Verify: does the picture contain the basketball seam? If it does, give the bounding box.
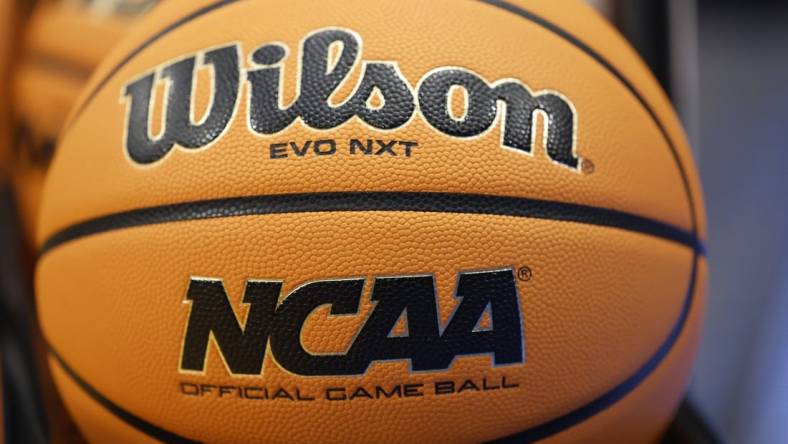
[38,191,703,257]
[49,348,198,444]
[46,259,699,444]
[488,257,699,443]
[60,0,700,241]
[478,0,700,236]
[476,2,701,440]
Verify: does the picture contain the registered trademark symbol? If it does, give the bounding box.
[517,266,533,282]
[581,159,595,174]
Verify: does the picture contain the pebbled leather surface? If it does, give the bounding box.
[37,0,706,245]
[40,212,699,443]
[36,0,708,442]
[40,191,700,255]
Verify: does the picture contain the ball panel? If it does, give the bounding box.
[39,212,694,443]
[50,356,164,444]
[40,0,694,246]
[541,259,706,444]
[507,0,706,241]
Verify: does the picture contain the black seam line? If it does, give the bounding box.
[26,52,93,82]
[39,191,704,257]
[48,347,200,444]
[474,2,703,441]
[46,249,701,444]
[49,259,699,444]
[489,255,699,443]
[63,0,242,132]
[477,0,700,236]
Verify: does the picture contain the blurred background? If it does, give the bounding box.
[1,0,787,443]
[586,1,788,443]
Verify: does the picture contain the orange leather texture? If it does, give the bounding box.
[10,0,148,244]
[543,260,707,444]
[40,214,702,443]
[50,357,157,444]
[38,0,705,243]
[49,258,703,444]
[36,0,707,442]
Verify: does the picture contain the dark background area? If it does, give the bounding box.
[692,2,788,443]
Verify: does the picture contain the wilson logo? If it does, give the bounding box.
[180,269,525,377]
[123,28,580,169]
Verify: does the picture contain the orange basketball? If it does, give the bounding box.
[36,1,707,442]
[10,0,155,245]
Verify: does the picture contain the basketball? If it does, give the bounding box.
[10,0,154,245]
[36,0,707,442]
